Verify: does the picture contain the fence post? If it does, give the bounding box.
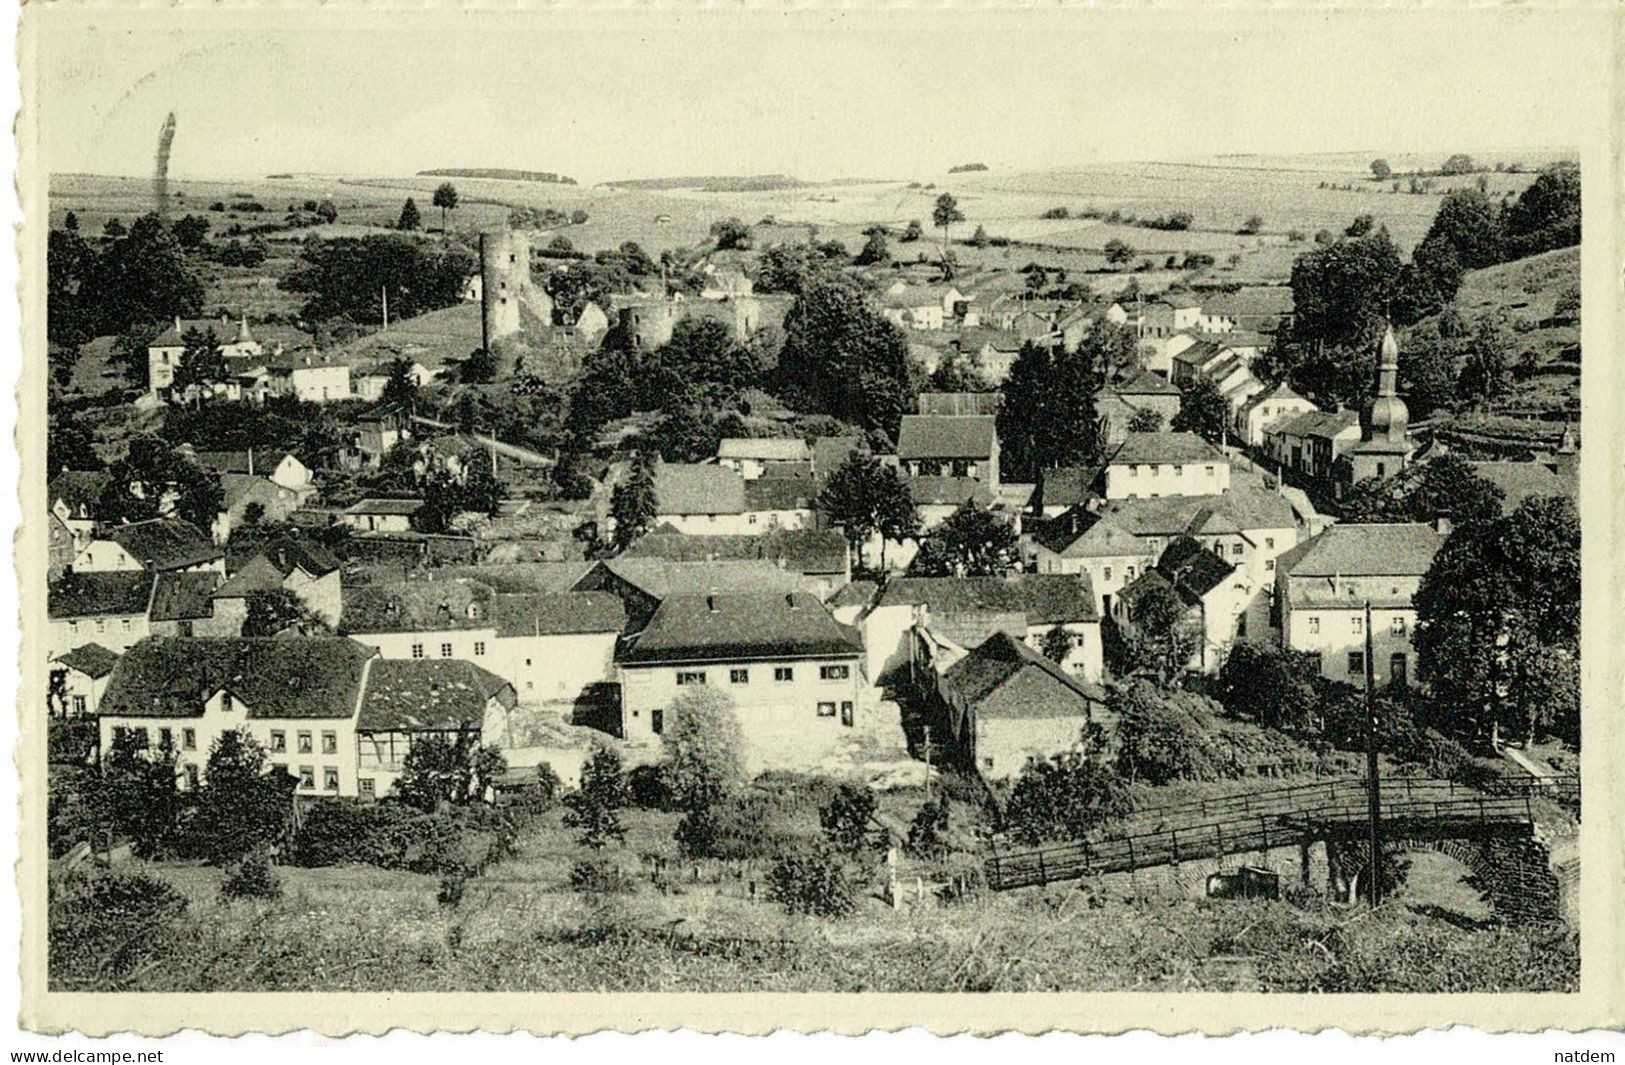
[1038,847,1047,886]
[1260,815,1269,853]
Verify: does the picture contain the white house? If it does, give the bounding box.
[342,498,424,533]
[1032,508,1155,616]
[147,315,263,397]
[716,438,812,481]
[1103,433,1230,500]
[1115,535,1255,674]
[194,450,314,499]
[1236,381,1319,447]
[48,471,111,548]
[263,349,353,404]
[72,518,225,576]
[47,572,154,658]
[651,464,755,535]
[209,536,344,631]
[51,642,121,718]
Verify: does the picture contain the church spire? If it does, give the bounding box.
[1366,324,1408,444]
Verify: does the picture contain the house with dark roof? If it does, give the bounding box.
[147,314,263,398]
[73,518,224,577]
[1032,507,1155,614]
[862,573,1103,683]
[1265,409,1361,484]
[936,631,1109,779]
[616,591,865,770]
[1236,381,1319,447]
[212,473,302,544]
[651,463,751,534]
[47,571,155,657]
[716,437,812,481]
[896,415,999,487]
[262,348,354,404]
[572,557,802,634]
[210,535,343,630]
[1095,370,1183,446]
[1115,534,1253,674]
[342,497,425,534]
[1273,522,1443,689]
[623,529,851,598]
[742,474,818,531]
[1103,432,1230,500]
[50,642,122,718]
[355,658,516,798]
[49,470,111,544]
[193,450,313,497]
[1092,487,1301,591]
[148,571,231,638]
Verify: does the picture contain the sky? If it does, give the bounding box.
[34,9,1606,183]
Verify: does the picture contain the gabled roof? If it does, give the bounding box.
[1033,507,1148,559]
[717,438,811,463]
[944,630,1105,719]
[745,475,817,513]
[210,556,288,600]
[149,571,220,622]
[150,317,254,348]
[654,464,747,516]
[221,473,296,511]
[53,642,121,679]
[344,497,425,516]
[48,572,152,619]
[1198,287,1294,322]
[589,558,799,601]
[49,470,110,515]
[618,591,862,665]
[99,637,374,720]
[490,592,626,637]
[1109,368,1181,397]
[1154,535,1236,604]
[1035,466,1102,511]
[1095,488,1296,538]
[907,475,995,508]
[623,529,849,576]
[105,518,221,572]
[811,436,864,475]
[1273,409,1360,440]
[416,562,594,594]
[917,392,1002,417]
[357,659,514,731]
[193,450,300,476]
[1239,380,1309,415]
[1156,292,1202,310]
[875,574,1099,625]
[828,580,879,610]
[1172,339,1227,367]
[1468,461,1573,510]
[1275,522,1443,580]
[1108,432,1225,467]
[339,578,496,634]
[896,415,997,460]
[257,536,340,579]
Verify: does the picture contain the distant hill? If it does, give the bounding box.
[418,169,577,185]
[604,174,810,193]
[948,162,989,174]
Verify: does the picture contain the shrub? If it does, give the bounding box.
[563,747,628,850]
[219,849,282,901]
[49,871,188,990]
[905,798,951,858]
[290,799,516,875]
[1004,746,1132,844]
[819,783,877,854]
[437,869,469,908]
[675,787,805,861]
[1040,206,1070,220]
[627,763,675,810]
[569,855,636,895]
[1238,215,1264,235]
[768,846,860,918]
[660,687,746,810]
[1113,681,1233,785]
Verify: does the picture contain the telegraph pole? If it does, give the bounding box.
[923,725,933,802]
[1365,597,1382,907]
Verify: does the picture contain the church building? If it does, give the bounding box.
[1343,326,1416,490]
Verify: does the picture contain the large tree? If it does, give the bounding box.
[660,687,746,810]
[97,433,222,531]
[397,197,422,231]
[1504,161,1580,257]
[1170,375,1229,445]
[1417,188,1505,272]
[998,339,1105,482]
[1414,495,1579,747]
[815,448,920,570]
[282,234,473,324]
[778,276,916,435]
[431,182,460,231]
[932,193,965,258]
[609,452,658,550]
[1288,227,1404,352]
[1341,453,1505,529]
[88,213,205,338]
[170,326,228,407]
[643,316,761,410]
[188,730,296,864]
[909,500,1019,577]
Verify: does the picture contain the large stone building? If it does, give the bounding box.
[479,230,555,355]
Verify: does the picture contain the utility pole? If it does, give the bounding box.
[1364,597,1382,907]
[923,725,933,802]
[382,286,389,331]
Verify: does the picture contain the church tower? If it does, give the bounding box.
[1345,324,1415,490]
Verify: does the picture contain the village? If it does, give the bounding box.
[43,145,1582,993]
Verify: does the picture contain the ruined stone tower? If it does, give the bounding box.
[479,230,553,353]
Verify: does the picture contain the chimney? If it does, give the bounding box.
[1435,515,1454,536]
[174,315,182,335]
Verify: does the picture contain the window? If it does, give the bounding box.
[359,778,376,800]
[1128,464,1139,476]
[71,695,85,716]
[95,619,105,634]
[774,667,794,682]
[1308,616,1320,634]
[820,665,850,681]
[676,671,706,686]
[298,766,315,790]
[182,728,196,751]
[1152,465,1161,477]
[1205,465,1215,476]
[68,621,77,634]
[1348,651,1365,676]
[411,643,424,659]
[1265,537,1275,550]
[184,765,199,790]
[474,641,486,656]
[840,702,854,727]
[270,730,286,753]
[121,618,132,632]
[1237,614,1248,637]
[324,767,340,792]
[651,709,664,735]
[159,727,173,749]
[817,702,837,717]
[730,668,749,685]
[297,731,313,755]
[221,691,234,712]
[1103,566,1113,582]
[1231,544,1243,557]
[1391,616,1407,636]
[1352,616,1364,635]
[440,642,453,658]
[322,731,337,755]
[1265,559,1275,572]
[981,756,995,770]
[1126,566,1137,580]
[1390,653,1408,687]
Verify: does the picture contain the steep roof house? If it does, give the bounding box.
[896,415,999,486]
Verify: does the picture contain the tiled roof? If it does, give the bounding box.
[1154,535,1236,603]
[1109,368,1181,397]
[812,436,864,475]
[1198,287,1294,322]
[1240,380,1308,414]
[426,562,594,594]
[1275,522,1443,579]
[49,470,110,515]
[490,592,626,637]
[944,630,1105,719]
[151,317,254,348]
[1035,466,1102,511]
[1273,409,1360,440]
[896,416,997,460]
[654,464,747,516]
[1173,339,1226,366]
[259,536,339,579]
[107,518,221,572]
[149,571,221,622]
[618,591,862,665]
[53,642,121,679]
[875,574,1099,624]
[745,475,817,513]
[828,580,879,609]
[917,392,1002,416]
[907,476,996,508]
[221,473,295,511]
[717,438,811,462]
[1157,292,1202,310]
[623,529,849,576]
[99,637,374,720]
[1469,461,1572,510]
[592,558,800,600]
[345,498,425,516]
[48,572,152,619]
[1108,432,1225,467]
[1033,508,1147,559]
[357,659,514,731]
[193,450,298,476]
[210,556,287,600]
[339,578,496,634]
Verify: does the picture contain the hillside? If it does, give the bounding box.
[417,168,576,184]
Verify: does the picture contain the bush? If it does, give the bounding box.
[905,798,951,858]
[437,869,469,908]
[1004,745,1132,844]
[1113,681,1234,785]
[819,783,877,854]
[569,855,636,895]
[675,787,805,861]
[220,849,282,901]
[49,870,188,990]
[290,798,516,875]
[627,763,675,810]
[768,846,861,918]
